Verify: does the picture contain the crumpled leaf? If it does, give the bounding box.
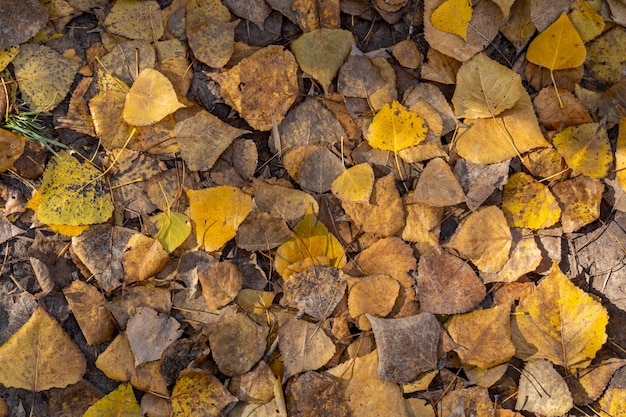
[210,45,298,131]
[185,0,237,68]
[445,205,512,273]
[278,318,336,381]
[514,263,609,370]
[552,122,613,179]
[126,306,183,366]
[446,304,515,368]
[187,186,253,252]
[83,383,141,417]
[104,0,163,41]
[526,12,586,70]
[0,306,86,391]
[367,313,441,383]
[366,101,427,153]
[275,211,346,280]
[36,151,113,226]
[123,68,185,126]
[516,359,573,416]
[430,0,472,40]
[290,28,354,93]
[502,172,561,229]
[455,91,548,164]
[171,368,237,417]
[417,248,486,314]
[12,43,80,112]
[452,52,524,119]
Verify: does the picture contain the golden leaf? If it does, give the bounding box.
[331,163,375,203]
[552,122,613,179]
[430,0,473,41]
[526,13,586,70]
[366,101,427,153]
[123,68,185,126]
[501,172,561,229]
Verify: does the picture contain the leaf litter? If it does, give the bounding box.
[0,1,626,416]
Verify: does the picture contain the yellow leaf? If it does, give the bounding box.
[444,205,512,273]
[502,172,561,229]
[569,0,605,43]
[526,13,586,70]
[171,368,237,417]
[446,304,515,368]
[366,101,427,153]
[123,234,170,283]
[331,163,375,203]
[0,306,86,391]
[37,151,113,226]
[187,186,252,252]
[151,211,191,253]
[0,45,19,72]
[618,115,626,193]
[83,383,141,417]
[552,122,612,179]
[514,263,608,371]
[599,386,626,417]
[275,212,346,280]
[452,52,524,119]
[456,91,549,164]
[103,0,163,41]
[123,68,185,126]
[430,0,473,41]
[586,26,626,86]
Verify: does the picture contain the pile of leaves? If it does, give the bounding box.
[1,0,626,416]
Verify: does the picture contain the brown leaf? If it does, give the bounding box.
[235,208,292,251]
[417,248,486,314]
[401,199,442,254]
[253,178,319,225]
[63,280,116,345]
[122,234,169,283]
[228,361,277,404]
[367,313,441,383]
[347,275,400,330]
[282,266,347,320]
[278,318,336,381]
[551,175,604,233]
[534,87,592,130]
[413,158,465,206]
[516,359,573,416]
[297,146,344,194]
[285,371,349,417]
[198,261,243,310]
[454,159,510,211]
[126,307,183,366]
[352,237,416,287]
[438,386,494,417]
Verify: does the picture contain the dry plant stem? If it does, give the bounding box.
[551,70,564,108]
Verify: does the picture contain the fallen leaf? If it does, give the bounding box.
[348,275,400,329]
[365,101,427,153]
[171,368,237,417]
[104,0,164,41]
[618,114,626,193]
[367,313,441,382]
[0,306,86,391]
[526,12,586,71]
[0,0,48,50]
[210,45,298,131]
[500,0,535,52]
[328,350,408,417]
[0,128,26,173]
[446,304,515,368]
[501,172,561,229]
[126,306,183,366]
[122,68,185,127]
[123,233,169,283]
[331,163,375,203]
[445,206,512,273]
[151,211,192,253]
[175,108,249,171]
[464,364,509,388]
[63,280,116,345]
[482,228,543,283]
[297,146,344,193]
[282,266,347,320]
[552,122,613,179]
[420,48,461,84]
[187,186,252,252]
[551,175,603,233]
[417,248,486,314]
[290,28,354,93]
[337,53,388,101]
[278,318,336,381]
[438,386,494,417]
[568,358,626,405]
[514,263,608,370]
[569,0,604,43]
[222,0,272,28]
[413,157,465,206]
[534,87,593,130]
[285,371,349,417]
[430,0,472,40]
[392,39,421,69]
[455,91,548,164]
[36,151,113,226]
[598,367,626,417]
[235,209,292,251]
[401,199,442,253]
[185,0,237,68]
[275,211,346,280]
[199,261,243,310]
[516,359,573,416]
[56,77,97,137]
[452,52,524,119]
[207,306,269,376]
[89,89,136,151]
[100,40,156,86]
[83,383,141,417]
[253,178,319,225]
[352,237,416,287]
[454,159,510,211]
[585,26,626,86]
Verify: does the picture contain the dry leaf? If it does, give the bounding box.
[516,359,573,416]
[438,386,494,417]
[454,159,510,211]
[198,261,243,310]
[417,248,486,314]
[285,371,349,417]
[552,122,613,179]
[104,0,163,41]
[228,361,276,404]
[366,101,427,153]
[99,40,156,86]
[585,26,626,86]
[452,52,524,119]
[123,68,185,126]
[123,234,169,283]
[348,275,400,329]
[534,87,592,130]
[235,209,291,251]
[482,228,543,283]
[83,383,141,417]
[352,237,416,287]
[126,307,183,366]
[392,39,421,69]
[445,206,512,273]
[568,358,626,405]
[171,368,237,417]
[430,0,472,41]
[0,0,48,50]
[63,280,116,345]
[297,146,344,193]
[185,0,236,68]
[446,304,515,368]
[401,199,442,253]
[413,158,465,206]
[551,175,603,233]
[253,178,319,225]
[514,263,608,370]
[278,318,336,381]
[502,172,561,230]
[332,163,375,203]
[367,313,441,383]
[0,306,86,391]
[282,266,347,320]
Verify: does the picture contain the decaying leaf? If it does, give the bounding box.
[368,313,441,383]
[514,263,608,370]
[123,233,169,283]
[351,237,416,287]
[198,261,243,310]
[551,175,603,233]
[171,368,237,417]
[185,0,237,68]
[104,0,164,41]
[0,306,86,391]
[516,359,573,416]
[0,128,26,173]
[552,122,613,179]
[285,371,349,417]
[83,383,141,417]
[282,266,347,320]
[126,306,183,366]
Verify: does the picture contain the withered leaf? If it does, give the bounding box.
[516,359,573,416]
[352,237,416,287]
[551,175,603,233]
[235,209,292,251]
[252,178,319,226]
[63,280,116,345]
[297,146,344,194]
[413,158,465,206]
[348,275,399,330]
[126,307,183,366]
[171,368,237,417]
[285,371,349,417]
[198,261,243,310]
[282,266,346,320]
